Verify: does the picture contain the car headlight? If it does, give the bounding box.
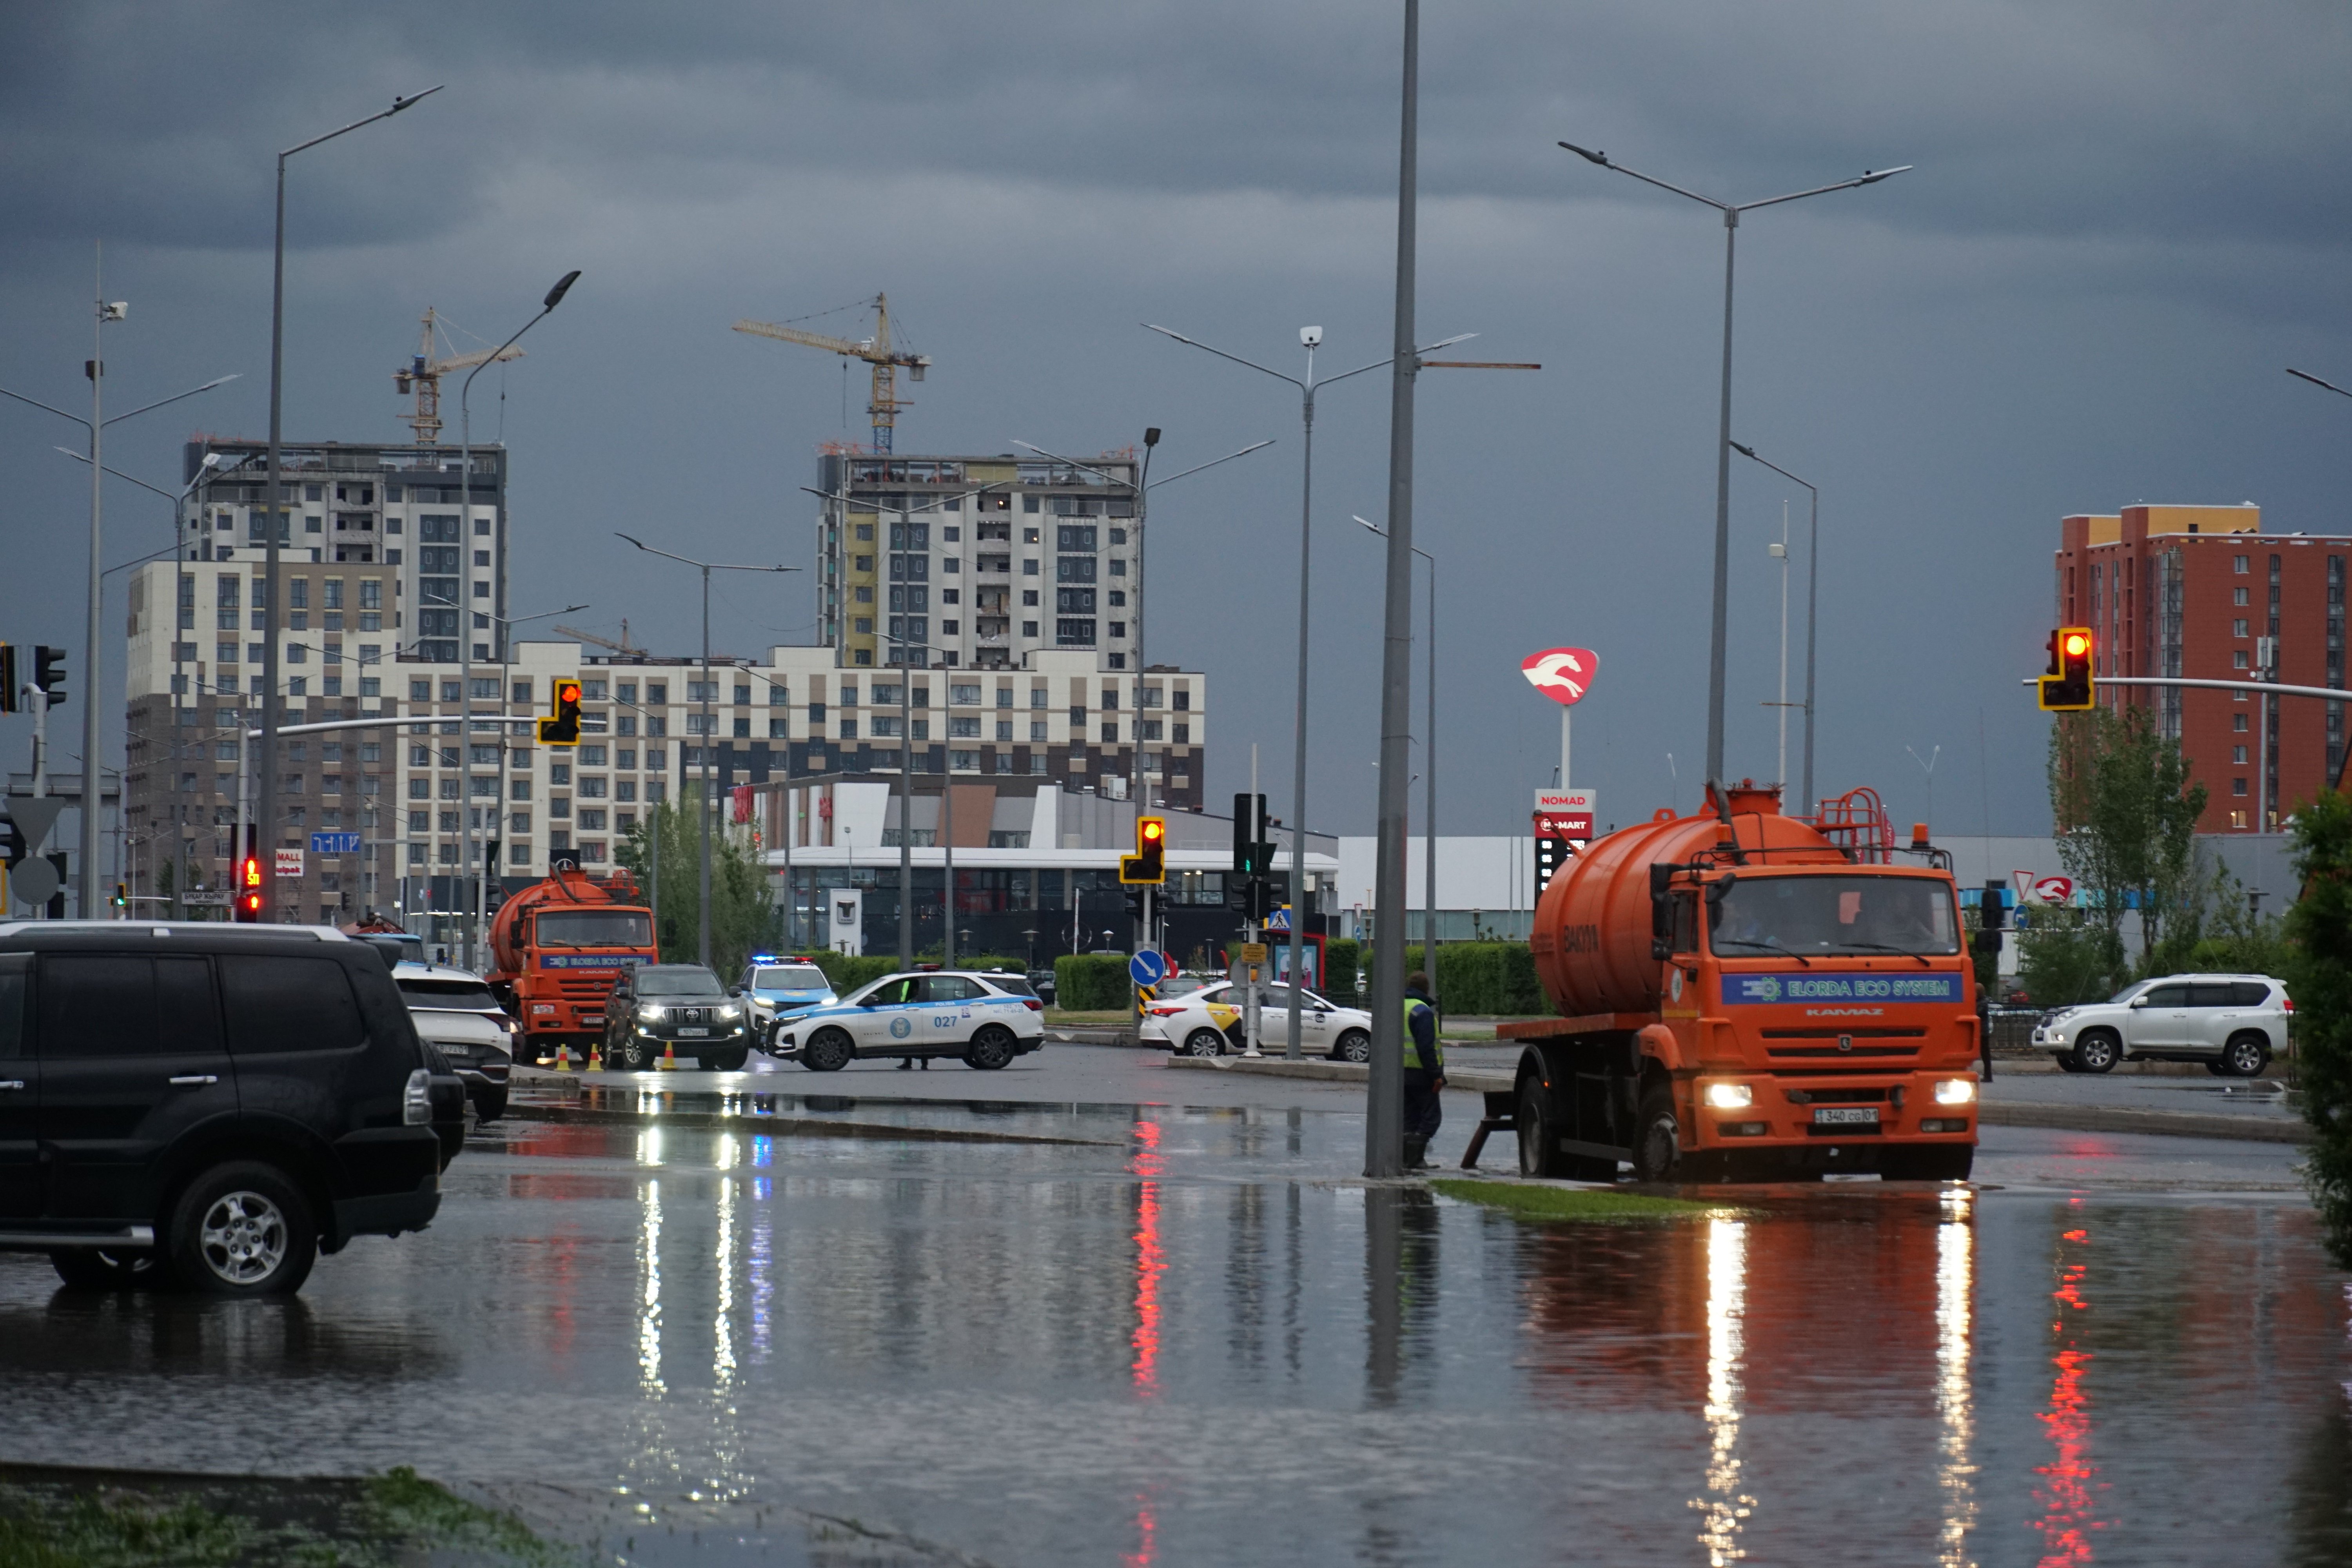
[1935,1079,1978,1106]
[718,1003,742,1020]
[1703,1082,1753,1109]
[639,1003,666,1021]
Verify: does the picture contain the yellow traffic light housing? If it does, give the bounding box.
[1120,815,1167,885]
[2038,626,2095,711]
[538,679,583,746]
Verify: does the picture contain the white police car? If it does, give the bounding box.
[773,969,1047,1072]
[735,956,839,1051]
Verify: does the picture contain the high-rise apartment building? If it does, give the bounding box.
[815,450,1142,674]
[2053,503,2348,832]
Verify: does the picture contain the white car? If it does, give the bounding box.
[1143,980,1373,1062]
[2032,973,2288,1076]
[393,961,517,1119]
[772,970,1047,1071]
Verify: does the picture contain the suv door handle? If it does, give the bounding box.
[168,1074,220,1087]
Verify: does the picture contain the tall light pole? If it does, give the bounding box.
[1356,516,1437,1016]
[2287,370,2352,792]
[1145,322,1465,1064]
[1556,140,1906,795]
[1731,441,1820,811]
[260,85,442,924]
[617,534,797,965]
[2,359,233,917]
[456,269,579,968]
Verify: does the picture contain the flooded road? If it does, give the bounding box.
[0,1083,2343,1565]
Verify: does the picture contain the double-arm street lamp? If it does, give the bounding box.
[1355,515,1439,1013]
[452,269,581,968]
[616,535,797,966]
[1147,321,1468,1062]
[259,86,442,924]
[1730,442,1820,812]
[1555,140,1906,794]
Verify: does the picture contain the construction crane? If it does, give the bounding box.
[555,621,646,657]
[393,307,525,446]
[733,293,931,454]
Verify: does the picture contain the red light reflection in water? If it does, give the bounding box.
[2033,1226,2104,1566]
[1131,1120,1166,1397]
[1123,1498,1158,1568]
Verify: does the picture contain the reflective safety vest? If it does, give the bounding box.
[1403,997,1441,1072]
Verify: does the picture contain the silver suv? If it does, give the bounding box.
[2032,973,2288,1077]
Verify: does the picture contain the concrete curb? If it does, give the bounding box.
[1164,1054,2311,1145]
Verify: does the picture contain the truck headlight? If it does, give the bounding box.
[1703,1083,1753,1109]
[1935,1079,1978,1106]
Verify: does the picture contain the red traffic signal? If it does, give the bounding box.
[2039,626,2095,711]
[537,679,583,746]
[235,851,263,922]
[1120,815,1167,885]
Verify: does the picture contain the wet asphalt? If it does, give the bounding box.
[0,1045,2344,1566]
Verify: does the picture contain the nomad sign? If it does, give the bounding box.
[1723,973,1964,1005]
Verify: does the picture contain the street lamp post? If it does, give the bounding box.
[1356,516,1437,1016]
[617,534,797,965]
[1556,140,1905,794]
[260,86,441,925]
[455,270,580,969]
[1146,321,1465,1062]
[1730,442,1820,811]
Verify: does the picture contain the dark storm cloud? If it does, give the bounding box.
[1,0,2347,846]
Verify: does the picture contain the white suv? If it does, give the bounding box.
[2032,973,2288,1077]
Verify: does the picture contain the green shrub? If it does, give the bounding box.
[1322,937,1362,1004]
[2287,790,2352,1265]
[805,953,899,994]
[1054,953,1132,1011]
[1367,942,1550,1015]
[2015,911,2126,1007]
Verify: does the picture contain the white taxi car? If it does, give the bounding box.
[1143,979,1372,1062]
[773,969,1047,1071]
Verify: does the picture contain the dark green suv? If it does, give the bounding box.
[603,964,753,1071]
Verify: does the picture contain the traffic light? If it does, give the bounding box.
[1121,815,1167,885]
[0,816,22,870]
[234,827,262,922]
[537,679,582,746]
[0,644,15,714]
[2038,626,2094,711]
[112,882,127,910]
[31,645,66,709]
[1231,793,1274,877]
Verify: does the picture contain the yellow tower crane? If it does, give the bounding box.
[393,307,526,446]
[732,293,931,454]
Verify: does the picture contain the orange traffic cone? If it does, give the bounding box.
[659,1040,680,1071]
[586,1041,604,1073]
[554,1042,573,1073]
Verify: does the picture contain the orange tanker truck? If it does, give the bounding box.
[485,866,657,1062]
[1503,782,1980,1182]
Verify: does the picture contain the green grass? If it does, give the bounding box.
[1430,1178,1722,1222]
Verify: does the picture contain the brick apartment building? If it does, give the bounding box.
[2053,503,2347,832]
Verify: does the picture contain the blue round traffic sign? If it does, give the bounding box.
[1129,948,1169,986]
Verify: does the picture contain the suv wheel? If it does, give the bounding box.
[802,1029,854,1073]
[2221,1032,2271,1078]
[616,1033,654,1071]
[50,1249,168,1291]
[965,1026,1017,1071]
[2070,1031,2120,1074]
[168,1161,317,1297]
[1330,1029,1372,1064]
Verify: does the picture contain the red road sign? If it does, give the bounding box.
[1520,647,1599,706]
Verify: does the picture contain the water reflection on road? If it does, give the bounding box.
[0,1099,2345,1565]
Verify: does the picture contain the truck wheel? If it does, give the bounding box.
[1632,1082,1706,1183]
[2221,1033,2271,1077]
[1883,1145,1975,1181]
[802,1029,854,1073]
[2070,1031,2120,1074]
[167,1161,317,1297]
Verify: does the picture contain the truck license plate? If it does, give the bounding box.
[1812,1106,1878,1126]
[582,1015,603,1027]
[678,1027,709,1037]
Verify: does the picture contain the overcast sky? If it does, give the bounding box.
[5,0,2348,851]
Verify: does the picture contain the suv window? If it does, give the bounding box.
[920,976,984,1003]
[2230,982,2273,1007]
[865,977,917,1005]
[219,956,366,1054]
[2188,983,2237,1008]
[397,978,501,1009]
[2139,984,2189,1009]
[36,955,223,1058]
[983,974,1039,999]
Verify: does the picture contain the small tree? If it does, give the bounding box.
[2048,705,2208,962]
[2286,789,2352,1265]
[615,784,776,975]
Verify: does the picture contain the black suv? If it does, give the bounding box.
[0,922,466,1296]
[603,964,752,1071]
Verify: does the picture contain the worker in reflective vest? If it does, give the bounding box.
[1403,971,1444,1170]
